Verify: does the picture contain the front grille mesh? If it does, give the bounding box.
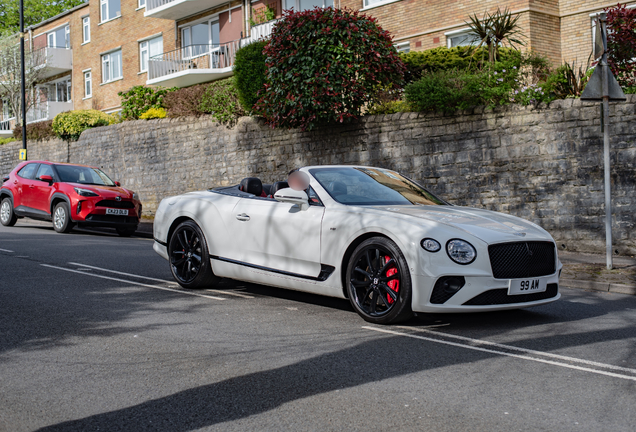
[488,241,556,279]
[96,200,135,209]
[463,284,558,305]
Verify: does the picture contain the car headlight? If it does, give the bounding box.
[132,192,139,201]
[446,239,477,265]
[420,238,441,252]
[74,187,99,197]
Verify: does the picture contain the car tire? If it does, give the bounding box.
[52,202,74,233]
[168,220,220,289]
[0,198,18,227]
[346,236,414,325]
[116,226,137,237]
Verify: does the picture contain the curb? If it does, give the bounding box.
[560,278,636,296]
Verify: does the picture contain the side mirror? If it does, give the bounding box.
[274,187,309,211]
[115,181,121,187]
[39,175,53,184]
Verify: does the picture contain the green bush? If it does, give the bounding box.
[255,7,405,130]
[13,119,56,141]
[0,137,15,145]
[118,85,175,120]
[52,110,115,141]
[233,40,268,112]
[367,100,415,115]
[139,107,167,119]
[401,46,518,83]
[164,84,208,117]
[199,78,245,124]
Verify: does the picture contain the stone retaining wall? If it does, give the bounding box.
[1,95,635,254]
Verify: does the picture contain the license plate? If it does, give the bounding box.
[106,208,129,216]
[508,277,548,295]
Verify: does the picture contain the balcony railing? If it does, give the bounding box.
[31,46,73,79]
[146,0,173,11]
[242,19,281,46]
[26,101,73,124]
[0,119,12,131]
[148,41,240,81]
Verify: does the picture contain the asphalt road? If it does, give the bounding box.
[1,220,635,432]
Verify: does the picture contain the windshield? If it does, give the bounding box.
[309,167,447,206]
[54,165,116,186]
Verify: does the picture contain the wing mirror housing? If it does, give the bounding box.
[274,188,309,211]
[115,181,121,187]
[39,175,53,184]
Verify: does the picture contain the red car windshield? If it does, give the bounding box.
[54,165,116,186]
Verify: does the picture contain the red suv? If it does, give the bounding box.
[1,161,142,236]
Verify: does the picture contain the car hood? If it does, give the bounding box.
[69,184,133,199]
[371,205,552,244]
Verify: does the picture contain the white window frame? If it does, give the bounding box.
[139,41,149,72]
[101,49,123,83]
[180,19,220,59]
[361,0,401,11]
[394,41,410,53]
[138,0,146,8]
[100,0,121,23]
[84,70,92,98]
[445,27,479,48]
[82,17,90,43]
[47,24,70,49]
[283,0,334,11]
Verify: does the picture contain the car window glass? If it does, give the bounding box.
[310,167,446,206]
[54,165,115,186]
[35,164,53,180]
[17,163,38,180]
[308,186,323,206]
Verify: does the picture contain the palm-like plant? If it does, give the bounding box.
[466,7,526,63]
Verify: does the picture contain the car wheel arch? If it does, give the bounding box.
[0,189,13,205]
[339,232,393,299]
[50,194,71,217]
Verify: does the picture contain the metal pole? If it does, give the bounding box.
[600,13,612,269]
[20,0,27,159]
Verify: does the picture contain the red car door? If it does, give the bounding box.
[30,164,55,215]
[13,163,39,209]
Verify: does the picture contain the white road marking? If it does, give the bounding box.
[396,325,636,375]
[363,326,636,382]
[68,261,254,299]
[0,248,14,252]
[42,264,226,301]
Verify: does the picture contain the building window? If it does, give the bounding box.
[102,50,122,83]
[283,0,333,11]
[84,71,92,98]
[446,29,479,48]
[140,36,163,72]
[362,0,399,9]
[47,25,70,48]
[39,78,72,103]
[181,21,219,57]
[100,0,121,22]
[394,41,410,53]
[2,99,14,120]
[138,0,146,7]
[82,17,90,43]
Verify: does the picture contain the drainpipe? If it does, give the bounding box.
[245,0,250,37]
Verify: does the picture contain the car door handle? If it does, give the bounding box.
[236,213,250,221]
[29,185,34,188]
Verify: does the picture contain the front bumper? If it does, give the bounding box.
[411,272,561,313]
[71,197,141,227]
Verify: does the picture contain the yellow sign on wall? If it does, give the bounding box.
[19,149,26,161]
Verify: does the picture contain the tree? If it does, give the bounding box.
[233,40,268,112]
[605,3,636,90]
[254,7,405,131]
[465,7,526,63]
[0,34,50,125]
[0,0,87,34]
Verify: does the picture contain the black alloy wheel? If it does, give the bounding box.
[168,220,219,289]
[346,236,413,324]
[0,198,17,227]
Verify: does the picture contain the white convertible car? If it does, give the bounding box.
[153,166,561,324]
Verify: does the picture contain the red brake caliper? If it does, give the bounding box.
[384,256,399,304]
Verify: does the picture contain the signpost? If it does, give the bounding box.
[20,0,27,161]
[580,13,626,270]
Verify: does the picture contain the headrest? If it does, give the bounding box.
[270,181,289,196]
[239,177,263,196]
[328,181,347,196]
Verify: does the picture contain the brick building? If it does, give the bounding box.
[0,0,632,137]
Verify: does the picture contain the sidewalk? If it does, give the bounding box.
[559,250,636,295]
